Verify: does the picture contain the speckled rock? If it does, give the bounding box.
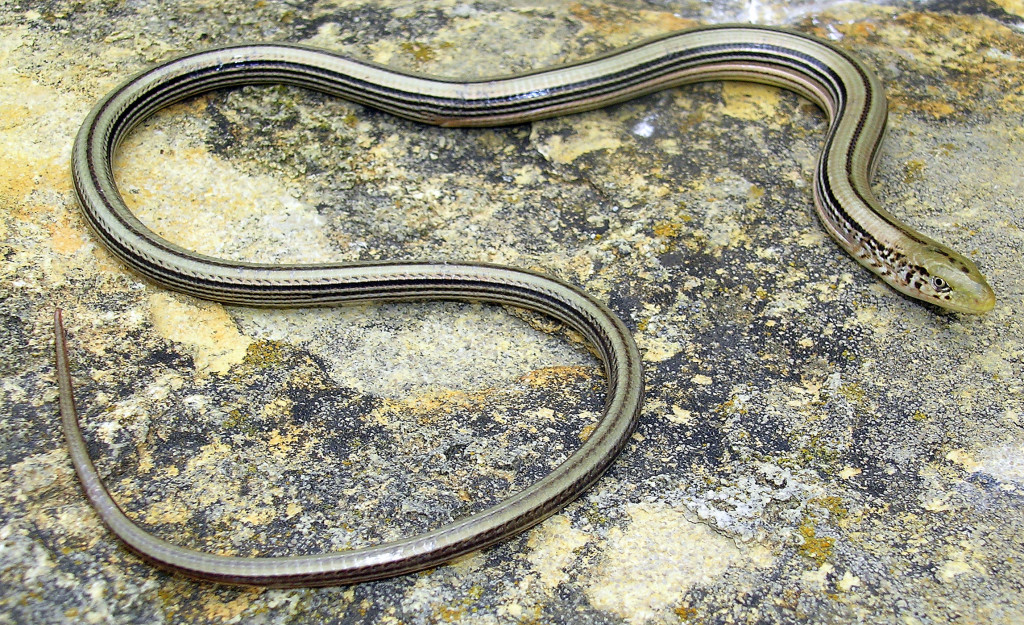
[2,1,1023,624]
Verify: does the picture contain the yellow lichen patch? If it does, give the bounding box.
[238,504,279,529]
[839,466,862,480]
[674,604,699,621]
[721,82,783,121]
[992,0,1024,16]
[809,496,849,520]
[865,12,1024,117]
[184,440,248,511]
[653,219,688,239]
[795,433,841,467]
[242,340,289,368]
[568,3,698,46]
[578,422,597,441]
[511,163,543,186]
[534,117,623,164]
[148,292,253,375]
[379,387,493,419]
[9,450,80,532]
[198,587,264,622]
[586,504,770,624]
[143,497,193,526]
[668,405,693,425]
[634,333,682,363]
[447,551,486,574]
[518,365,592,388]
[904,159,926,184]
[837,382,867,404]
[905,96,957,119]
[431,584,484,622]
[0,68,77,205]
[945,448,981,472]
[398,41,452,64]
[798,522,834,566]
[265,422,302,458]
[45,217,87,255]
[526,514,591,589]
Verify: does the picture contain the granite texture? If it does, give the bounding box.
[2,1,1023,623]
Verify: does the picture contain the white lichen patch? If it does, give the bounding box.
[974,444,1024,484]
[586,504,770,624]
[682,462,823,540]
[232,302,595,398]
[801,562,835,591]
[8,448,61,492]
[114,110,338,265]
[526,514,592,589]
[948,444,1024,490]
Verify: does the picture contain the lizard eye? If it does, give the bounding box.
[931,276,949,292]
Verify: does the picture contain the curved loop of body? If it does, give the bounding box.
[58,24,993,588]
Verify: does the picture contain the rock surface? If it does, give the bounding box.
[2,1,1022,623]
